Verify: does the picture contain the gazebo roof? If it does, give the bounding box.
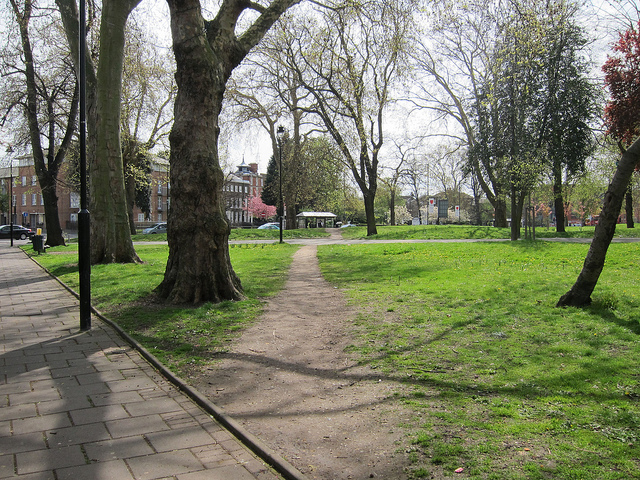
[296,212,337,218]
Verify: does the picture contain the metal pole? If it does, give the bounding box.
[78,0,91,331]
[9,158,13,247]
[277,126,284,244]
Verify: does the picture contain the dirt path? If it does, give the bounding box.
[192,243,412,479]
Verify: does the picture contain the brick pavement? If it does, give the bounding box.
[0,241,290,480]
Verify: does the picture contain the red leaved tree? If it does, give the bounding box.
[602,22,640,228]
[603,22,640,146]
[244,196,276,221]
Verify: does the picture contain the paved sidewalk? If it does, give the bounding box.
[0,242,284,480]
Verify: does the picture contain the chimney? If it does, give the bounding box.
[249,163,258,173]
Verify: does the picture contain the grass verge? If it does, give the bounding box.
[131,227,331,242]
[317,241,640,479]
[28,243,298,372]
[339,224,640,240]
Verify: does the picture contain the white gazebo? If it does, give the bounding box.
[296,211,337,229]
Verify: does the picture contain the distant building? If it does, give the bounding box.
[224,161,266,226]
[0,154,170,232]
[0,153,267,231]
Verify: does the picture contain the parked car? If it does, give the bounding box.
[0,225,35,240]
[142,223,167,234]
[257,222,280,230]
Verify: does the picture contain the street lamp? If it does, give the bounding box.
[7,146,14,247]
[276,126,285,244]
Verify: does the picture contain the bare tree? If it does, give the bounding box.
[3,0,78,246]
[280,0,413,236]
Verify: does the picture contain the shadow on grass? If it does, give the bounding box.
[591,304,640,335]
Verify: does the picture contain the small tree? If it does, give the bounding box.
[602,21,640,228]
[244,196,276,221]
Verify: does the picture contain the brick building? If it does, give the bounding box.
[0,155,170,233]
[224,161,266,226]
[1,155,265,232]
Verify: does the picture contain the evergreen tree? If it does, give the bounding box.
[261,154,280,208]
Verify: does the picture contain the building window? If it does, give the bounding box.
[138,213,144,222]
[70,192,80,209]
[22,194,27,206]
[40,195,44,205]
[70,213,78,223]
[21,176,27,186]
[32,194,37,205]
[12,194,16,207]
[31,175,37,186]
[157,213,163,221]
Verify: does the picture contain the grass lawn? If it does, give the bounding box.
[317,241,640,479]
[28,243,298,370]
[339,224,640,240]
[131,227,330,242]
[26,237,640,479]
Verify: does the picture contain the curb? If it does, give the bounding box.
[23,248,308,480]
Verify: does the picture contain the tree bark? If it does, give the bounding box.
[625,182,634,228]
[557,137,640,307]
[158,0,296,303]
[56,0,141,263]
[363,191,377,236]
[494,197,508,228]
[91,0,141,264]
[553,159,566,233]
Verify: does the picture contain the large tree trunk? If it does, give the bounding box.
[625,182,634,228]
[125,171,137,235]
[557,138,640,307]
[509,188,523,241]
[40,176,66,245]
[157,0,243,303]
[553,160,566,233]
[90,0,141,264]
[156,81,243,303]
[494,197,508,228]
[389,192,396,225]
[363,190,377,236]
[158,0,295,303]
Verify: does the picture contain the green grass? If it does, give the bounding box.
[27,237,640,479]
[29,243,298,370]
[131,227,330,242]
[339,224,640,240]
[317,241,640,479]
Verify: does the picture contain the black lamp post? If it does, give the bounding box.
[276,126,285,244]
[78,0,91,331]
[8,151,13,247]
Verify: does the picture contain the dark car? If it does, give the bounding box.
[0,225,35,240]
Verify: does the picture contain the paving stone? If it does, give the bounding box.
[70,404,130,425]
[90,390,145,406]
[124,397,182,417]
[0,402,37,422]
[0,453,15,478]
[105,414,170,438]
[56,459,134,480]
[84,436,155,462]
[127,450,203,480]
[12,412,72,435]
[45,422,111,447]
[16,445,86,474]
[146,426,217,453]
[177,464,257,480]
